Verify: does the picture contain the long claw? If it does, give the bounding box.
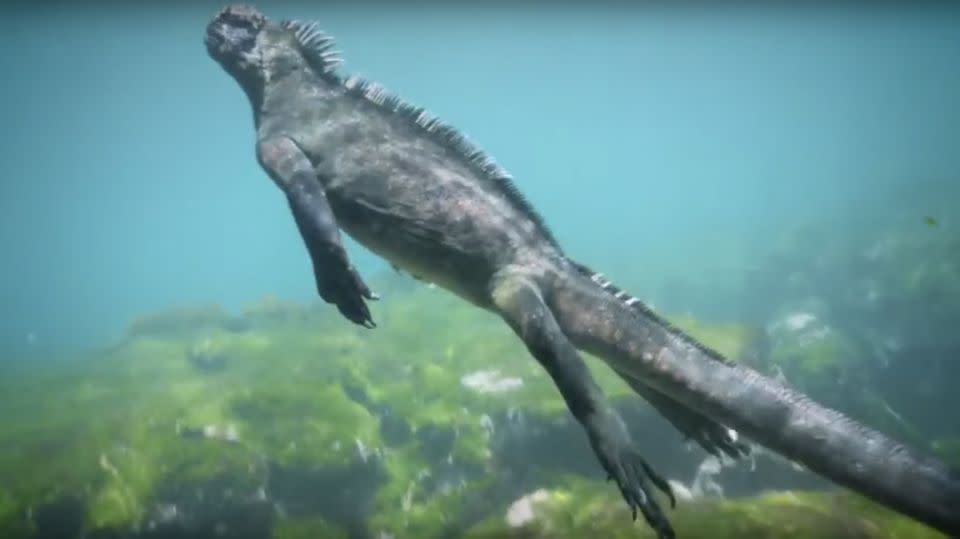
[596,444,675,538]
[640,458,676,508]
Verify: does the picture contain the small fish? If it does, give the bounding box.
[923,215,938,227]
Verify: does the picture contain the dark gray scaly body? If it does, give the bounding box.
[258,68,558,310]
[205,6,960,538]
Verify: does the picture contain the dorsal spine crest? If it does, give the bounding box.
[281,20,341,73]
[573,261,732,364]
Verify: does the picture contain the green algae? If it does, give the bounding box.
[0,489,21,537]
[932,438,960,468]
[768,328,861,384]
[668,314,758,361]
[125,304,234,339]
[0,306,770,535]
[0,302,360,532]
[271,516,349,539]
[0,280,952,538]
[464,479,949,539]
[229,383,380,470]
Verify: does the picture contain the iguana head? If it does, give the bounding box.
[206,5,323,106]
[205,5,266,82]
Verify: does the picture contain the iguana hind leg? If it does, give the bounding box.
[490,271,676,539]
[256,136,378,328]
[616,371,751,460]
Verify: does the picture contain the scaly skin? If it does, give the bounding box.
[205,5,960,537]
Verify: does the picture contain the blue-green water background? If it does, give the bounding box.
[1,2,958,356]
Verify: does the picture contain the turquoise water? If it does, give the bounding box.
[0,3,959,538]
[1,2,957,354]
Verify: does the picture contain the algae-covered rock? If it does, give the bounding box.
[765,311,864,392]
[187,335,232,373]
[271,516,349,539]
[241,295,319,329]
[0,309,371,535]
[932,438,960,468]
[125,304,234,339]
[0,489,27,538]
[668,314,761,362]
[1,265,955,539]
[228,383,381,470]
[464,479,949,539]
[769,324,856,379]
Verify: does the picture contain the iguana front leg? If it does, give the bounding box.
[256,136,378,328]
[491,272,676,539]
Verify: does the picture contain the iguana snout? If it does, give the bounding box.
[204,4,265,72]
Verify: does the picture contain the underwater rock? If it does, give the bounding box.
[176,420,241,444]
[270,515,350,539]
[465,482,950,539]
[504,489,551,528]
[377,410,413,446]
[267,456,388,539]
[240,296,317,329]
[186,337,231,373]
[3,267,955,539]
[667,315,762,363]
[415,424,458,464]
[765,309,862,383]
[227,383,382,471]
[766,310,831,348]
[31,495,86,539]
[125,304,233,340]
[931,438,960,468]
[135,477,275,539]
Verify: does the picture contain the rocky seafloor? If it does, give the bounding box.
[1,216,958,539]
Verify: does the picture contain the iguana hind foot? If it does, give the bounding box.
[491,272,675,538]
[620,373,751,460]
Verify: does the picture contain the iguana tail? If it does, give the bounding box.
[546,260,960,536]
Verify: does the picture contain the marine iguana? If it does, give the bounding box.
[204,6,960,537]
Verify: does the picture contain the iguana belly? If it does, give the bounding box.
[330,194,501,310]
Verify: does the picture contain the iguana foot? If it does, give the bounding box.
[587,412,676,539]
[620,373,750,460]
[318,260,379,328]
[656,397,750,460]
[679,420,750,461]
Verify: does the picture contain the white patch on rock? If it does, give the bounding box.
[768,311,832,347]
[669,454,735,502]
[355,438,371,463]
[784,312,816,332]
[505,489,551,527]
[460,370,523,394]
[479,414,495,438]
[667,479,694,502]
[691,455,726,498]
